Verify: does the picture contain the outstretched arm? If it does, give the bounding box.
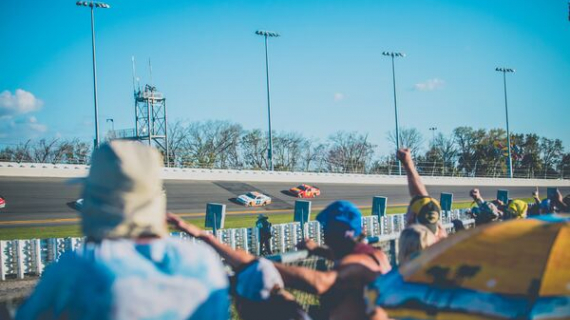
[397,148,428,198]
[296,239,335,260]
[167,213,254,268]
[273,263,338,295]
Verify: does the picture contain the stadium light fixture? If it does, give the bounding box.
[495,67,516,178]
[382,51,406,175]
[76,1,110,149]
[255,30,280,171]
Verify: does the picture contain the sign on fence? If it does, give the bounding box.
[547,187,558,200]
[497,189,509,204]
[294,200,311,238]
[205,203,226,236]
[372,196,387,218]
[440,193,453,211]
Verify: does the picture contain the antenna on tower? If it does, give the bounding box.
[131,56,137,94]
[148,58,154,89]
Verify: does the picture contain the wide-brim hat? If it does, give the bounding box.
[74,141,167,241]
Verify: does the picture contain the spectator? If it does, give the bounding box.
[504,199,528,219]
[274,200,391,320]
[17,141,229,320]
[468,188,502,225]
[528,189,542,216]
[398,224,436,265]
[167,213,310,320]
[396,148,447,240]
[549,189,570,213]
[451,219,466,232]
[256,214,273,255]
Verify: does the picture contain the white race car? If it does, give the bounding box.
[236,192,272,207]
[0,195,5,209]
[74,198,84,210]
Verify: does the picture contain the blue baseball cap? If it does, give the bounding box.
[316,200,362,236]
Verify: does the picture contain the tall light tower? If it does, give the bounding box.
[76,1,110,149]
[255,30,280,171]
[429,127,438,148]
[382,51,406,175]
[496,67,515,178]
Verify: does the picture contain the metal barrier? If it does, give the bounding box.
[0,210,474,280]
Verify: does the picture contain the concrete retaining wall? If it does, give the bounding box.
[1,162,569,187]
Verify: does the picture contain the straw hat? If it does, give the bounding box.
[78,141,167,241]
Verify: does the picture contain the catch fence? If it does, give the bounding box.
[0,210,474,281]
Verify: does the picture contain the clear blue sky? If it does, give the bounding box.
[1,0,569,155]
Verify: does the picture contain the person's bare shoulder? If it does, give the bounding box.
[337,251,391,281]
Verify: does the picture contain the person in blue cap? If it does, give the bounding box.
[167,213,311,320]
[273,200,391,320]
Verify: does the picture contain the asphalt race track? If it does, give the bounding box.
[0,176,569,227]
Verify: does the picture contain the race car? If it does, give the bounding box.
[236,192,272,207]
[74,198,84,210]
[0,195,5,209]
[289,184,321,198]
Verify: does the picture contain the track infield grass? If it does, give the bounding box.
[0,200,496,240]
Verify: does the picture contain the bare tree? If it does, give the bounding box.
[301,140,327,172]
[432,133,457,175]
[326,131,375,173]
[181,120,243,168]
[272,132,306,171]
[540,137,564,178]
[387,127,424,158]
[167,120,188,167]
[32,139,60,163]
[241,129,268,170]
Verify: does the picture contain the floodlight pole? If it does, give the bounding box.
[383,51,405,175]
[496,67,515,179]
[77,1,110,149]
[429,127,437,148]
[256,30,280,171]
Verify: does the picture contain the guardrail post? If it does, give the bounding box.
[0,241,6,281]
[33,239,43,275]
[238,228,248,253]
[16,240,25,279]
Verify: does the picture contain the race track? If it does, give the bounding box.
[0,176,569,227]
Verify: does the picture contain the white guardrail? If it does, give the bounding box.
[1,162,569,186]
[0,210,474,280]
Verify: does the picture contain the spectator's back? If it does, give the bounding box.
[17,238,229,320]
[16,141,230,320]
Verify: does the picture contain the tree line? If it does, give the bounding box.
[0,120,568,179]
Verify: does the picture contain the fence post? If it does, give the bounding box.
[16,240,25,279]
[0,241,5,281]
[33,239,43,275]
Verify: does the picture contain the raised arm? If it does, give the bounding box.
[397,148,428,198]
[167,213,254,268]
[470,188,485,206]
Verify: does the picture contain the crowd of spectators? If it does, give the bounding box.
[15,141,570,320]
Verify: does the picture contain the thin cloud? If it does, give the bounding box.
[0,89,43,117]
[414,78,445,91]
[0,116,48,140]
[333,92,345,101]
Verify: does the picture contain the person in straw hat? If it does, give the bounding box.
[17,141,229,320]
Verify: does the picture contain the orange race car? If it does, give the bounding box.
[289,184,321,198]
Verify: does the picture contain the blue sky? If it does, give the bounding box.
[1,0,569,155]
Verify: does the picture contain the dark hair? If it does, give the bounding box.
[451,219,466,232]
